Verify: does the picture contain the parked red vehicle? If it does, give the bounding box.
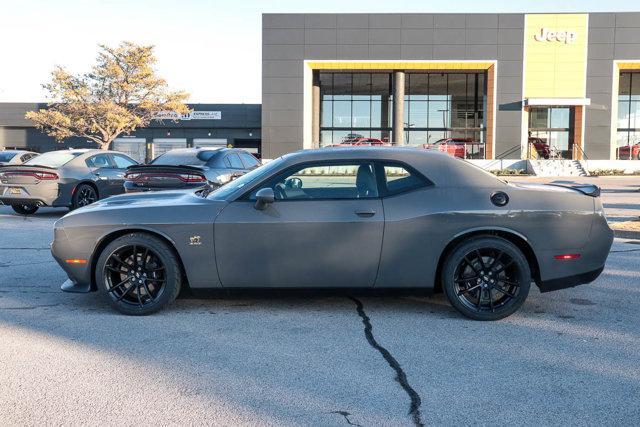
[327,136,391,148]
[616,143,640,160]
[423,138,484,159]
[529,137,551,159]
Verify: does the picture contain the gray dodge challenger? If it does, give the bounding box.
[51,147,613,320]
[0,149,137,214]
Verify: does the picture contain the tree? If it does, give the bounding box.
[26,41,190,150]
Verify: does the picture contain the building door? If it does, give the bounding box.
[528,107,574,159]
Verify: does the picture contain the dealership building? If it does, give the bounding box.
[0,103,262,162]
[261,12,640,165]
[4,12,640,169]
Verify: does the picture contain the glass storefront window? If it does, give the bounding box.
[616,72,640,159]
[320,72,392,145]
[319,71,486,156]
[404,72,486,158]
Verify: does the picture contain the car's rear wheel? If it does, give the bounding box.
[95,233,182,315]
[71,184,97,210]
[11,203,39,215]
[442,236,531,321]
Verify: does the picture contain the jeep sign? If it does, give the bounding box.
[533,28,577,44]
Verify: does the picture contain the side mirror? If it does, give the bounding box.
[254,187,275,210]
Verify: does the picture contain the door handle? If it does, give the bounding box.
[354,210,376,217]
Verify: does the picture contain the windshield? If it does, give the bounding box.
[0,152,17,162]
[208,157,285,200]
[24,151,81,168]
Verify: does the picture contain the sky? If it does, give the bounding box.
[1,0,639,104]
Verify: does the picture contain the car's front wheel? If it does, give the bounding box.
[95,233,182,315]
[442,236,531,321]
[11,203,39,215]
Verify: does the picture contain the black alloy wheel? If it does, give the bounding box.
[442,236,531,320]
[72,184,97,209]
[104,245,166,307]
[96,233,182,315]
[11,203,39,215]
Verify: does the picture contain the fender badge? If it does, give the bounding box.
[189,236,202,246]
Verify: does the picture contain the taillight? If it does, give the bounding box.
[4,171,58,180]
[554,254,581,260]
[125,173,141,180]
[34,171,58,180]
[178,174,206,183]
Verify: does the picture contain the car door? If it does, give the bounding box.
[214,161,385,288]
[110,154,138,194]
[86,154,122,197]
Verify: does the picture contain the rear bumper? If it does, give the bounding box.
[538,266,604,292]
[0,181,63,206]
[535,213,613,292]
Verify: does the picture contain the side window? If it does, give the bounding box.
[227,153,244,169]
[86,154,112,169]
[251,162,378,200]
[21,154,32,162]
[112,154,137,168]
[382,164,427,196]
[239,152,259,169]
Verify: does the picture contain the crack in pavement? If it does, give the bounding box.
[330,410,362,427]
[349,297,424,427]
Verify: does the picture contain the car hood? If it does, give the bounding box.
[57,189,227,227]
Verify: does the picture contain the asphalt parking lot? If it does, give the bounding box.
[1,177,640,425]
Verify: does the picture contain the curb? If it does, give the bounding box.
[613,229,640,240]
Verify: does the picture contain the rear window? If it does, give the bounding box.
[196,150,219,162]
[151,151,205,166]
[0,152,17,162]
[24,151,81,168]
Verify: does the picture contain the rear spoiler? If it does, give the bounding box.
[547,183,601,197]
[0,164,56,170]
[125,164,206,174]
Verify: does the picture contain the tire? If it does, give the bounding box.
[71,184,98,210]
[95,233,182,315]
[11,203,39,215]
[442,236,531,321]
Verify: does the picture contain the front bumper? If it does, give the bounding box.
[51,227,95,292]
[61,278,92,293]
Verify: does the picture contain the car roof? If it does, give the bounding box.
[276,147,502,188]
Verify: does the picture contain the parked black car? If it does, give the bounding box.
[123,147,260,193]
